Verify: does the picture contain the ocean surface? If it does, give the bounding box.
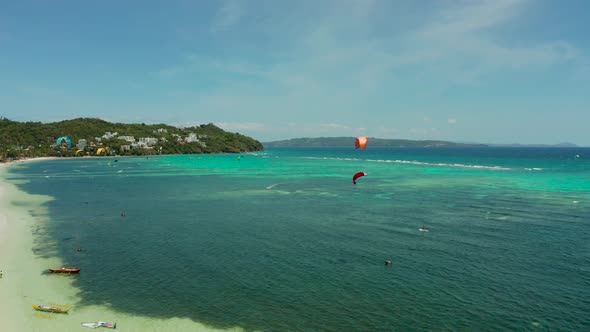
[7,147,590,331]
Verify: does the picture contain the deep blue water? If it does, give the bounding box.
[7,147,590,331]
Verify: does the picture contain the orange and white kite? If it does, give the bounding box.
[355,136,368,150]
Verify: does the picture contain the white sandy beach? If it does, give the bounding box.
[0,159,247,332]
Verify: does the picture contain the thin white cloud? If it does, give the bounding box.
[210,0,245,32]
[147,0,587,142]
[374,127,398,138]
[215,122,266,132]
[159,0,584,94]
[155,54,267,79]
[320,123,350,129]
[156,66,184,79]
[406,127,444,140]
[420,0,526,37]
[415,0,581,69]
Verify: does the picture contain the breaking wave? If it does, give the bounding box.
[302,157,513,170]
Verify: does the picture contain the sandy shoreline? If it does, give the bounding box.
[0,158,247,332]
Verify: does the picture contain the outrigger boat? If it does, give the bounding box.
[81,321,117,329]
[32,304,70,313]
[49,267,81,274]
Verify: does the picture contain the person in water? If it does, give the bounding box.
[384,260,392,265]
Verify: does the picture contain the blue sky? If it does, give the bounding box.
[1,0,589,145]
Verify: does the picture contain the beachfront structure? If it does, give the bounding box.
[185,133,206,147]
[153,128,168,134]
[118,136,135,143]
[94,137,102,142]
[185,133,198,143]
[139,137,158,146]
[77,139,87,149]
[102,132,118,139]
[120,145,131,152]
[131,142,151,149]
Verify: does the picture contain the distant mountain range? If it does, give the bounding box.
[487,142,578,147]
[263,137,487,148]
[264,137,580,148]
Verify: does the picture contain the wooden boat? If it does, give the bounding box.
[32,304,70,313]
[49,267,81,274]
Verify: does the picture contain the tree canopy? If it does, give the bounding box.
[0,117,263,159]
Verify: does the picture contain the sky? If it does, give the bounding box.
[1,0,589,145]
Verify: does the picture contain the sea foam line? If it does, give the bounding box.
[302,157,512,170]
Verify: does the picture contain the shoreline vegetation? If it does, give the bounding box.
[0,117,263,162]
[0,158,246,332]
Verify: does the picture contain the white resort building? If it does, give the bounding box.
[118,136,135,143]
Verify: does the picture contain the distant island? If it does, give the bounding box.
[264,137,488,148]
[488,143,578,148]
[264,137,583,148]
[0,118,263,160]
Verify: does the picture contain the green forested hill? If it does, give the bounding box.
[0,117,263,158]
[264,137,487,148]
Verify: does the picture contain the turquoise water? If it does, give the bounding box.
[7,148,590,331]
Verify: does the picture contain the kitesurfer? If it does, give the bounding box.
[353,172,367,184]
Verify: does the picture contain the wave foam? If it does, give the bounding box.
[266,183,282,190]
[302,157,512,170]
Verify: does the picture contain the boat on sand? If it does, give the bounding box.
[32,304,70,313]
